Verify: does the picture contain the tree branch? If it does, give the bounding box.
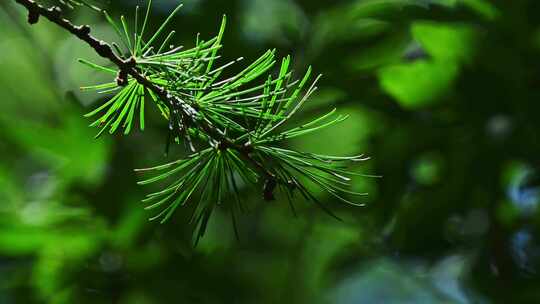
[14,0,279,199]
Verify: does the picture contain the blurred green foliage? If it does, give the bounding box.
[2,0,540,303]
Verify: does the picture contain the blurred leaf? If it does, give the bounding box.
[0,219,104,256]
[0,37,58,113]
[300,220,362,301]
[241,0,307,44]
[342,0,455,17]
[311,15,389,52]
[412,21,477,63]
[33,233,103,302]
[378,21,476,108]
[460,0,500,20]
[348,33,411,71]
[378,60,458,108]
[310,0,459,51]
[289,107,379,156]
[0,225,56,255]
[0,114,110,185]
[110,205,147,249]
[0,166,24,209]
[411,152,443,185]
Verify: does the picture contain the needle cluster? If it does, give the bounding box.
[14,0,369,241]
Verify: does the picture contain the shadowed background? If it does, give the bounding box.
[1,0,540,303]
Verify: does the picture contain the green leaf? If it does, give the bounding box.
[412,21,477,63]
[378,60,459,108]
[460,0,500,20]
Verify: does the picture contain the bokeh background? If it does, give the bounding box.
[2,0,540,303]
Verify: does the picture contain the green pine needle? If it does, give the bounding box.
[76,0,371,234]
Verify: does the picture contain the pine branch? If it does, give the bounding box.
[13,0,370,239]
[14,0,277,189]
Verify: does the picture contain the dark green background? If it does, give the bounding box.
[1,0,540,303]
